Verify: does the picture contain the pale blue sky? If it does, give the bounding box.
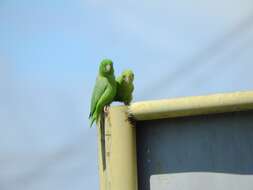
[1,0,253,189]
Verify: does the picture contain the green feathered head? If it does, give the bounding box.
[121,69,134,83]
[99,59,114,76]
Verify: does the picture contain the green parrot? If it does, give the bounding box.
[114,69,134,105]
[89,59,117,127]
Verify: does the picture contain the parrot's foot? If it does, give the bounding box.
[103,105,110,117]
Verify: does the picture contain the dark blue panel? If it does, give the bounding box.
[136,111,253,190]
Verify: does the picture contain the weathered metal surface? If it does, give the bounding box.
[97,106,138,190]
[136,111,253,190]
[98,90,253,190]
[129,91,253,121]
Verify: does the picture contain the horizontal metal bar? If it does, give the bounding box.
[129,91,253,121]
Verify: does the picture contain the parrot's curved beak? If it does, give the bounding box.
[124,76,130,83]
[105,64,111,72]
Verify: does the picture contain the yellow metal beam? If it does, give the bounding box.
[97,90,253,189]
[98,106,138,190]
[129,91,253,121]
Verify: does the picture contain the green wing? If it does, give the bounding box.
[113,76,122,102]
[89,76,108,118]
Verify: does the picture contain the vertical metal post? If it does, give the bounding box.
[98,106,138,190]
